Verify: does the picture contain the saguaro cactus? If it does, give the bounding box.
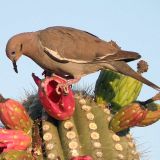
[1,60,160,159]
[22,94,140,160]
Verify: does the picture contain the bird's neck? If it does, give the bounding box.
[21,32,40,56]
[21,32,49,69]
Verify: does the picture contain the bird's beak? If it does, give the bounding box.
[13,59,18,73]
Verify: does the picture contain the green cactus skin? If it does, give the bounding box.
[0,150,34,160]
[58,117,83,159]
[24,93,140,160]
[73,95,140,160]
[95,70,142,111]
[73,98,97,158]
[42,112,65,160]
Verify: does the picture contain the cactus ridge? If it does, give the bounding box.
[1,68,160,159]
[19,93,140,160]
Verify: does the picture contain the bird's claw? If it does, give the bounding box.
[56,83,69,95]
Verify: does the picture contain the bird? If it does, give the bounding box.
[5,26,160,92]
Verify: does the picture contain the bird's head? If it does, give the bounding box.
[6,34,24,73]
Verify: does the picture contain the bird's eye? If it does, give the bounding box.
[11,51,15,55]
[20,44,23,51]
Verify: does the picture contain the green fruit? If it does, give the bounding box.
[95,70,142,111]
[0,150,34,160]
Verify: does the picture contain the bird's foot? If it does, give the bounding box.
[56,83,69,95]
[56,77,81,95]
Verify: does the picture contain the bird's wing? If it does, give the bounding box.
[38,26,140,64]
[43,46,92,64]
[43,46,141,64]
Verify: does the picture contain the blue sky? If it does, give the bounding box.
[0,1,160,159]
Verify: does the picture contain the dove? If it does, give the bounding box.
[5,26,160,91]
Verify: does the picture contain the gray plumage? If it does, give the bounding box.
[5,26,160,91]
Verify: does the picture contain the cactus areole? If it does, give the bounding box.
[32,73,75,120]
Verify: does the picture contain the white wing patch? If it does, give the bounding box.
[43,42,117,64]
[44,47,92,64]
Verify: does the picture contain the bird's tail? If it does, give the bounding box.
[104,60,160,91]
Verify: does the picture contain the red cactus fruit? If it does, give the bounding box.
[0,129,32,152]
[70,155,93,160]
[32,73,75,120]
[0,95,32,133]
[109,103,148,133]
[137,93,160,126]
[138,105,160,126]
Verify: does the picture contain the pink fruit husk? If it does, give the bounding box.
[109,103,148,133]
[32,73,75,120]
[70,155,93,160]
[0,95,32,133]
[0,129,32,153]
